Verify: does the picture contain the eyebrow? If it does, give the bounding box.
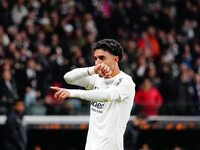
[95,55,105,58]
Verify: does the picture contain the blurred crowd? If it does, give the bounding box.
[0,0,200,116]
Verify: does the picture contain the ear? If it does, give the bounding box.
[114,56,119,62]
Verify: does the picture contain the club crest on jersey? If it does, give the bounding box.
[114,78,123,86]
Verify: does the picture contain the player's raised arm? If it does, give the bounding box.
[63,63,112,89]
[63,66,96,89]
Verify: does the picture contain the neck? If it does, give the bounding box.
[111,64,120,77]
[143,85,151,91]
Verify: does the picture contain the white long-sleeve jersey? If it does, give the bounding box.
[64,66,135,150]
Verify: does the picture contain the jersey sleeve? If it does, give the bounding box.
[112,76,135,102]
[63,66,97,90]
[67,76,135,102]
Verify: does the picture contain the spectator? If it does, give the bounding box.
[11,0,28,25]
[137,31,153,59]
[82,32,97,64]
[0,25,10,46]
[173,68,194,115]
[124,114,147,150]
[0,0,12,28]
[14,58,39,101]
[173,145,184,150]
[0,69,18,104]
[74,27,86,48]
[3,99,27,150]
[35,44,51,98]
[33,145,42,150]
[83,13,98,36]
[134,77,163,116]
[190,73,200,115]
[58,100,74,115]
[146,26,160,59]
[139,143,150,150]
[49,35,69,83]
[159,63,174,115]
[70,45,87,68]
[50,11,60,31]
[146,63,160,89]
[134,56,148,88]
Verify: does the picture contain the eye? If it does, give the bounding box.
[99,56,105,60]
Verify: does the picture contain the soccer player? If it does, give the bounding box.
[51,39,135,150]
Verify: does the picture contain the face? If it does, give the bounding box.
[2,70,11,81]
[94,49,118,71]
[14,101,25,114]
[143,78,152,90]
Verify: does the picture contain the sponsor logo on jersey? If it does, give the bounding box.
[91,101,105,109]
[92,85,107,113]
[91,101,105,113]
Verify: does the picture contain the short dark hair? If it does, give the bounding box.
[93,39,124,61]
[13,99,24,105]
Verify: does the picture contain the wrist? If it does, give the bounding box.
[68,89,80,98]
[87,66,96,76]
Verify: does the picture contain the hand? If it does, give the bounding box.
[50,86,70,103]
[94,63,112,78]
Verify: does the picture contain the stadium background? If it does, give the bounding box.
[1,0,200,149]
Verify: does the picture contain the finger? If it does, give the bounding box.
[101,65,107,73]
[58,97,64,103]
[99,63,104,71]
[105,71,112,77]
[107,66,111,72]
[107,74,112,78]
[108,70,112,75]
[95,64,101,73]
[103,64,110,73]
[105,73,112,78]
[98,70,105,77]
[57,98,64,103]
[96,63,111,77]
[50,86,61,91]
[96,63,101,69]
[105,70,112,78]
[102,65,109,74]
[54,90,63,100]
[58,92,67,101]
[96,64,105,75]
[59,93,69,103]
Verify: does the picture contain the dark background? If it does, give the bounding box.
[1,125,200,150]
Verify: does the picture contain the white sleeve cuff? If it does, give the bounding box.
[87,66,96,76]
[68,89,80,98]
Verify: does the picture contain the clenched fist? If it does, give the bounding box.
[94,63,112,78]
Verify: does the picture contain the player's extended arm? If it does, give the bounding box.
[68,87,121,102]
[50,86,121,102]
